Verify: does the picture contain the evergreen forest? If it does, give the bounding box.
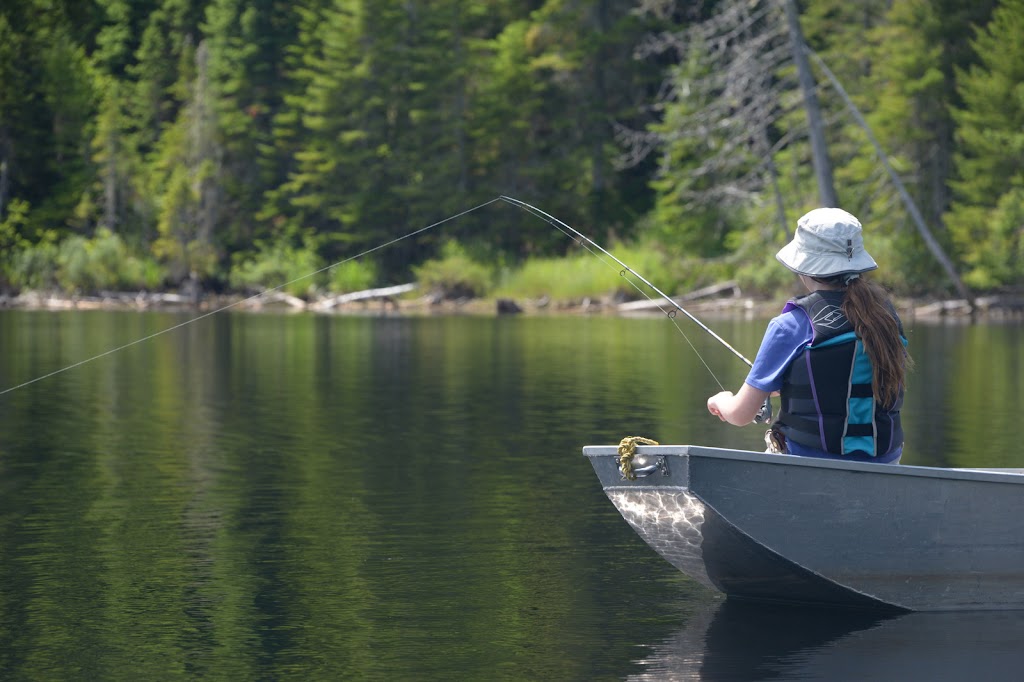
[1,0,1022,300]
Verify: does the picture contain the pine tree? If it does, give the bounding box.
[269,0,366,246]
[203,0,302,250]
[91,77,136,236]
[947,0,1024,288]
[130,0,204,153]
[151,39,223,284]
[802,0,997,291]
[0,13,29,225]
[269,0,503,277]
[257,0,325,233]
[82,0,197,245]
[0,3,96,236]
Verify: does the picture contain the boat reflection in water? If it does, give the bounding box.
[627,598,1024,681]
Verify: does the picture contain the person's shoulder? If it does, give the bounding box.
[769,306,810,332]
[761,307,813,348]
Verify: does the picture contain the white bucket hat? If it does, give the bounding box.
[776,208,878,277]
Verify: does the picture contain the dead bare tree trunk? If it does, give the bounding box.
[190,41,221,251]
[806,47,975,308]
[766,154,790,241]
[0,129,11,221]
[0,158,8,221]
[784,0,837,208]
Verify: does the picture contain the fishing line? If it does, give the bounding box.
[3,192,759,413]
[499,196,759,387]
[499,197,728,390]
[0,197,502,397]
[500,196,773,423]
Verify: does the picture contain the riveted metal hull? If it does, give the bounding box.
[585,445,1024,611]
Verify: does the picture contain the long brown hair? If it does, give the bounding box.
[839,276,913,408]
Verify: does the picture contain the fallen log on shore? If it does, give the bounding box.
[617,280,741,312]
[312,283,418,310]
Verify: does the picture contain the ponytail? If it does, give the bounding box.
[841,277,913,408]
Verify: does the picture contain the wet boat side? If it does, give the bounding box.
[585,445,1024,611]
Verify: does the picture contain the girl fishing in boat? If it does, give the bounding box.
[707,208,912,463]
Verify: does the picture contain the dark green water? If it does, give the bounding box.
[0,310,1022,680]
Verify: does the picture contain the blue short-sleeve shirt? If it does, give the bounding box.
[745,307,812,394]
[744,306,902,464]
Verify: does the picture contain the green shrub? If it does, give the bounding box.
[494,243,702,302]
[609,244,682,296]
[56,235,95,290]
[0,199,53,290]
[6,241,60,291]
[4,229,161,293]
[229,240,323,297]
[53,229,161,293]
[412,241,493,299]
[328,258,378,294]
[493,253,613,300]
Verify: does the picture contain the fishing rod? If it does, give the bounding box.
[2,194,771,422]
[499,195,772,424]
[500,195,752,364]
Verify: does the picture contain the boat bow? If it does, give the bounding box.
[585,445,1024,611]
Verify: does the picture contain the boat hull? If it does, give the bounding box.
[585,445,1024,611]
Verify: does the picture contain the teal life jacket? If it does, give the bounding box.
[776,290,906,457]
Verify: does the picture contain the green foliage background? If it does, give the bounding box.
[0,0,1021,298]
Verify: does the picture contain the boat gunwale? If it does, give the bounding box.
[582,444,1024,485]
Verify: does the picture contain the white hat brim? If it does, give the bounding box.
[776,240,877,277]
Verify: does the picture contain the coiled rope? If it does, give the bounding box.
[616,436,660,480]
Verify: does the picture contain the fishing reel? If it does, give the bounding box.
[754,396,773,424]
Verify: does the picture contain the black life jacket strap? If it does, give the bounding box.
[776,412,875,438]
[783,383,874,400]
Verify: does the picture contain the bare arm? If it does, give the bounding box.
[707,383,771,426]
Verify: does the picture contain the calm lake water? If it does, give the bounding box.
[1,309,1023,680]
